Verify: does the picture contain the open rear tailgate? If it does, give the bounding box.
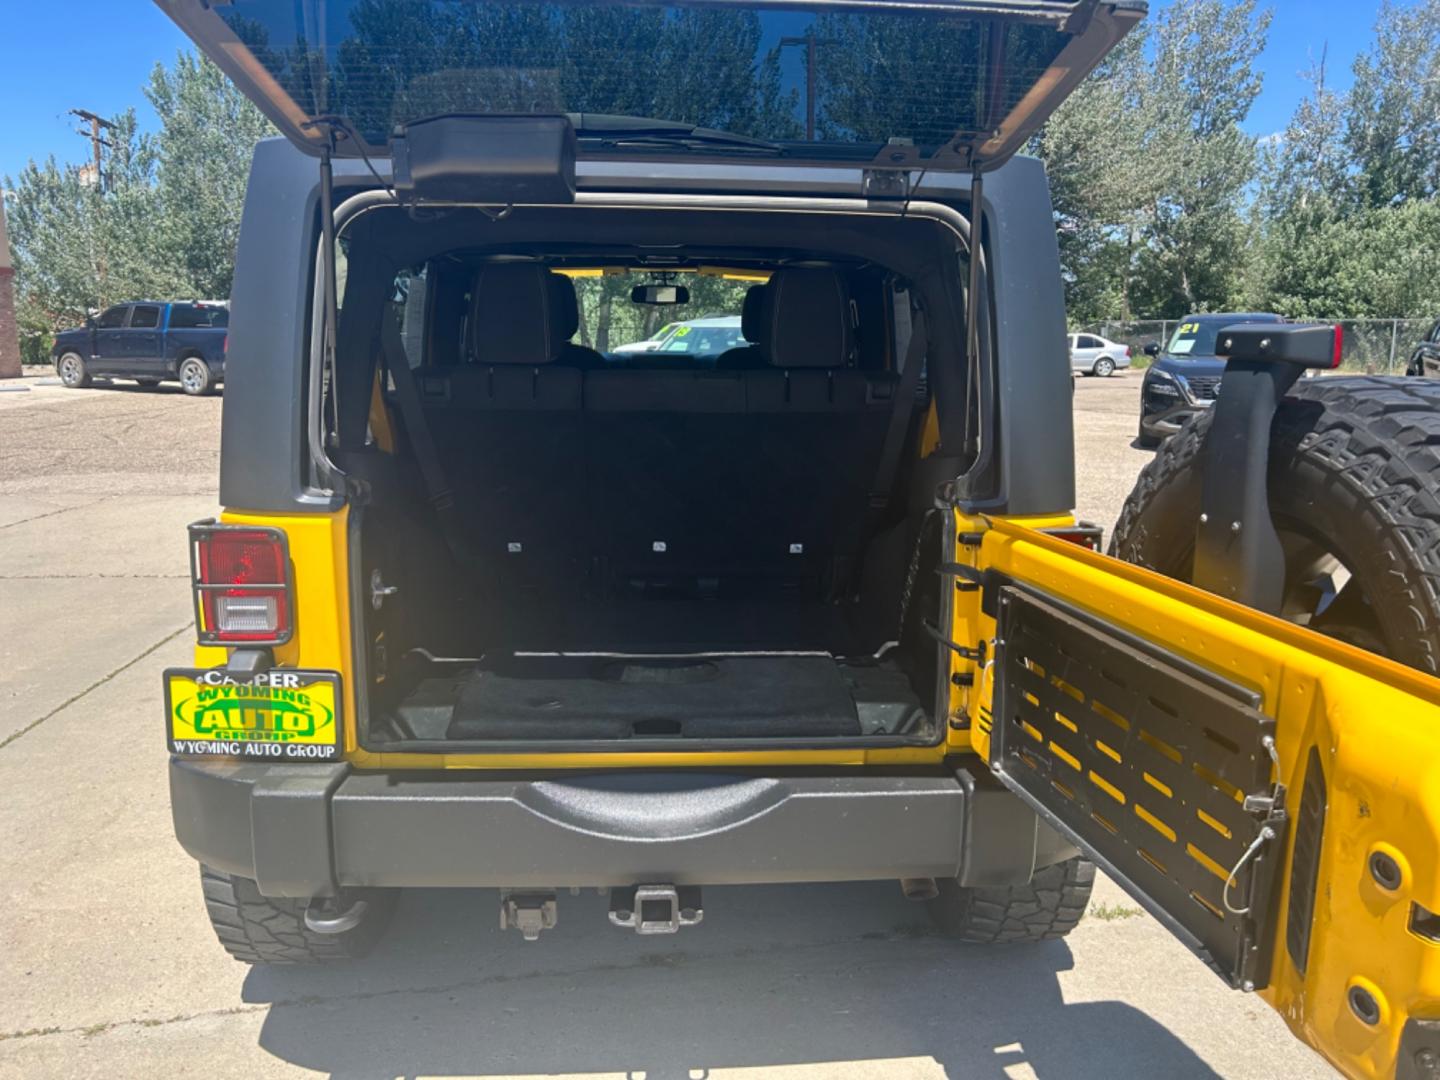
[963,517,1440,1080]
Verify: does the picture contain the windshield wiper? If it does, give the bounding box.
[569,114,784,154]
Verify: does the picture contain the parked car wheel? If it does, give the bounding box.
[1112,377,1440,674]
[201,865,398,965]
[928,856,1095,943]
[1091,356,1116,378]
[56,351,91,389]
[178,356,215,396]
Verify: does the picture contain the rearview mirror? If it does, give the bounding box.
[1143,343,1161,357]
[631,284,690,306]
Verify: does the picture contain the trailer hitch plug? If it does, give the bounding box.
[500,891,557,941]
[609,884,703,934]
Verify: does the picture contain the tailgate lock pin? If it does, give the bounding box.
[369,568,399,610]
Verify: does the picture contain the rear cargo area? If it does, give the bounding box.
[335,213,960,751]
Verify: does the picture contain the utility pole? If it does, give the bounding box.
[779,30,837,141]
[69,109,114,193]
[0,193,20,379]
[70,109,114,294]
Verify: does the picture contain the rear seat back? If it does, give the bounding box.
[742,269,896,585]
[418,263,585,588]
[585,367,753,586]
[584,267,901,596]
[398,263,910,607]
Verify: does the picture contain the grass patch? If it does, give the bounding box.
[1089,900,1145,922]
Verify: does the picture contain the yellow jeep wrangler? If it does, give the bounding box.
[159,1,1440,1075]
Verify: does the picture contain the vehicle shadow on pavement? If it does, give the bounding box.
[243,883,1219,1079]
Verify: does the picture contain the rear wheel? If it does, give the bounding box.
[57,351,91,388]
[200,865,398,965]
[928,857,1095,942]
[1092,356,1116,377]
[178,356,214,396]
[1112,377,1440,674]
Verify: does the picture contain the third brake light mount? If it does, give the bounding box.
[390,115,577,207]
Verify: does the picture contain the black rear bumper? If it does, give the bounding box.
[169,758,1069,898]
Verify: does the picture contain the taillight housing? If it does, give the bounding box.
[189,521,293,645]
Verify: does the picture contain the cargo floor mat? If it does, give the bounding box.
[413,654,924,741]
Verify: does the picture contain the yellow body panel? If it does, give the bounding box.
[965,516,1440,1080]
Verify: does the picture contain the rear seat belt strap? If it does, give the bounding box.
[869,307,929,511]
[383,341,472,567]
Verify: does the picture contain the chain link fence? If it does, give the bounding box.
[1075,318,1434,374]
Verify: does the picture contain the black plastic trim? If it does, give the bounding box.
[170,759,982,891]
[1285,746,1327,976]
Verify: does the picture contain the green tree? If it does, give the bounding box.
[1034,0,1271,320]
[145,52,276,299]
[4,111,173,340]
[1127,0,1272,316]
[1345,0,1440,209]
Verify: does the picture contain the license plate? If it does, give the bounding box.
[164,668,343,761]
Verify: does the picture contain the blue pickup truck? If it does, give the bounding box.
[51,300,228,395]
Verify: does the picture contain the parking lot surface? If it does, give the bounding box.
[0,373,1333,1079]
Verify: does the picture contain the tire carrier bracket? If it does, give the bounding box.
[1194,322,1343,611]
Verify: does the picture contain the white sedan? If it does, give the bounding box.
[1068,333,1131,377]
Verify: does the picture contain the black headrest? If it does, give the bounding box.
[740,283,769,344]
[764,268,852,369]
[546,271,581,341]
[470,263,554,365]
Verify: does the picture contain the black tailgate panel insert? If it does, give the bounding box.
[989,586,1286,989]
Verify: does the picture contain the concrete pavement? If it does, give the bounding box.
[0,374,1336,1079]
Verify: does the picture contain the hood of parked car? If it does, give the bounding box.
[1149,354,1228,380]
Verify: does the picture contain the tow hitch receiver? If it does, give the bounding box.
[609,885,704,934]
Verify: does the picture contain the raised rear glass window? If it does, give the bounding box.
[215,0,1072,155]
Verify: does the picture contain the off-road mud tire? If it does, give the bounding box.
[200,865,398,965]
[1111,377,1440,674]
[927,857,1095,942]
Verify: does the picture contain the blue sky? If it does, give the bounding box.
[0,0,1391,184]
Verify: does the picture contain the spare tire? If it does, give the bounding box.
[1111,377,1440,675]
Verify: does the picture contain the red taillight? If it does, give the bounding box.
[222,334,229,354]
[190,523,292,645]
[1331,324,1344,369]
